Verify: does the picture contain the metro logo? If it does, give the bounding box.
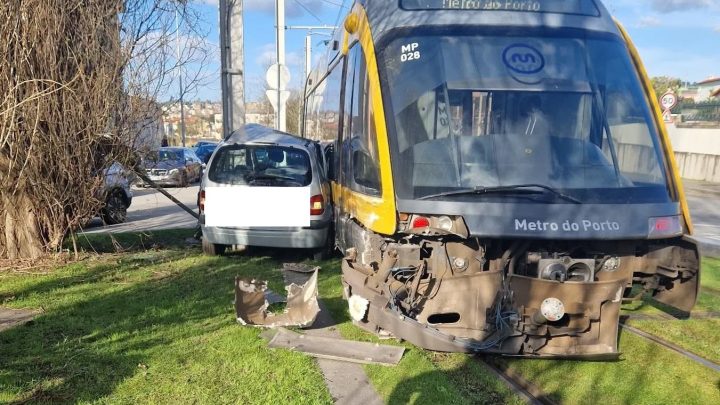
[502,44,544,74]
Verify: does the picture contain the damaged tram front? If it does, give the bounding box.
[303,0,700,358]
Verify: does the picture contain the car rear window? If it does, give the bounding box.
[208,144,312,186]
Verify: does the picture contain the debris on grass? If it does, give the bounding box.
[235,269,320,328]
[263,327,405,366]
[282,263,320,273]
[281,263,320,287]
[0,254,78,274]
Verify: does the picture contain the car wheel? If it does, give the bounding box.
[101,190,128,225]
[311,226,335,260]
[202,237,227,256]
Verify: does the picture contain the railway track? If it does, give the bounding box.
[478,356,559,405]
[475,321,720,405]
[620,323,720,373]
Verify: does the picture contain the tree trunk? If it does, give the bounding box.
[0,194,45,260]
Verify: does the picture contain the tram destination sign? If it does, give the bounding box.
[401,0,600,16]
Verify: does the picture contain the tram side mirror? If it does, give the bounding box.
[325,145,335,181]
[352,149,380,193]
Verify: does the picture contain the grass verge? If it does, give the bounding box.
[1,230,330,404]
[5,230,716,404]
[1,230,520,404]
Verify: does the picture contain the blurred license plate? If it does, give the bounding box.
[149,175,162,181]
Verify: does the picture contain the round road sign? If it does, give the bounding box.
[660,91,678,111]
[265,63,291,90]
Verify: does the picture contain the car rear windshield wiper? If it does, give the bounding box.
[418,184,582,204]
[246,173,298,183]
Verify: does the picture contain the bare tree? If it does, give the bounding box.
[0,0,212,259]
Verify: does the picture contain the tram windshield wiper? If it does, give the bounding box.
[418,183,582,204]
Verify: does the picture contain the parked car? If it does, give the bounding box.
[193,140,216,148]
[199,124,333,259]
[142,147,203,187]
[99,162,133,224]
[194,143,217,164]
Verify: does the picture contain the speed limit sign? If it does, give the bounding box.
[660,91,678,111]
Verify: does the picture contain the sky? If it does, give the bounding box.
[185,0,720,102]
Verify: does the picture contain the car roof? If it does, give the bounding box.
[223,124,317,151]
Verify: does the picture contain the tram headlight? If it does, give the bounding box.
[533,297,566,324]
[401,214,469,237]
[437,216,453,231]
[602,256,620,272]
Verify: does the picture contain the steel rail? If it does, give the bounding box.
[620,323,720,373]
[478,356,559,405]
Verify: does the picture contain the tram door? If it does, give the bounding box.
[335,44,383,252]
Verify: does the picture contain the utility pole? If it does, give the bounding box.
[305,34,311,88]
[175,8,187,147]
[275,0,286,131]
[220,0,245,138]
[285,26,336,84]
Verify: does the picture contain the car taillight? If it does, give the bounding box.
[310,194,324,215]
[199,189,205,213]
[411,216,430,229]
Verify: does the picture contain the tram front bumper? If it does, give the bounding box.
[340,258,626,358]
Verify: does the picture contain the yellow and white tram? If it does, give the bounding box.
[303,0,699,357]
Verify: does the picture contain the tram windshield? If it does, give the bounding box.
[380,31,672,204]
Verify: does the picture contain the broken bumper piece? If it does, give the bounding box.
[234,269,320,328]
[262,327,405,366]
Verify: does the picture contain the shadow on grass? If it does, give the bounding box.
[0,247,302,403]
[386,354,530,405]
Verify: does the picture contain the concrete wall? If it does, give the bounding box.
[666,125,720,182]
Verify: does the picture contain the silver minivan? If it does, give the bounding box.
[199,124,333,259]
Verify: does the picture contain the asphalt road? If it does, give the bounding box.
[683,180,720,255]
[83,184,200,234]
[83,180,720,254]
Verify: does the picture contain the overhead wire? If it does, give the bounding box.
[293,0,324,23]
[330,0,348,38]
[318,0,348,8]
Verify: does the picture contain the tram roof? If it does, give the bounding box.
[359,0,620,41]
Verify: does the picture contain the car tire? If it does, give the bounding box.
[101,190,128,225]
[202,237,227,256]
[311,226,335,261]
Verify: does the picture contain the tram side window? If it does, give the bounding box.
[337,47,357,184]
[348,47,382,196]
[307,61,344,141]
